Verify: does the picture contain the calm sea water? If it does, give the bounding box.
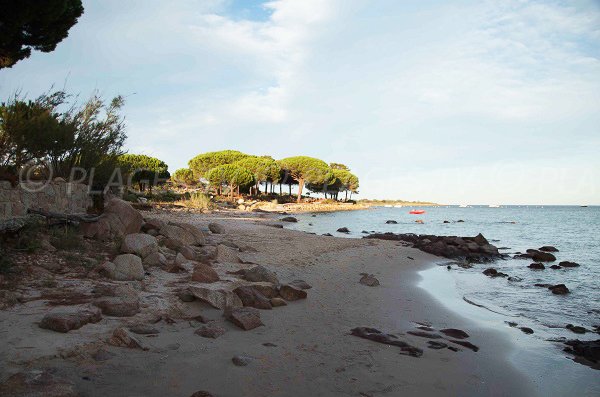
[285,205,600,340]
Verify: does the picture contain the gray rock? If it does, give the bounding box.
[189,282,243,309]
[224,307,263,330]
[121,233,158,258]
[39,308,102,333]
[279,284,307,301]
[232,355,253,366]
[243,265,278,284]
[195,324,226,339]
[208,222,225,234]
[359,274,380,287]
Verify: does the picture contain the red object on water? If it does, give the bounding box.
[409,210,425,214]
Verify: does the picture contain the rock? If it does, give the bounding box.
[407,330,443,339]
[566,324,586,334]
[508,276,523,282]
[559,261,580,268]
[195,324,226,339]
[549,284,570,295]
[323,233,333,236]
[449,340,479,352]
[440,328,469,339]
[179,245,198,261]
[564,339,600,364]
[177,289,195,302]
[92,349,115,362]
[279,284,307,301]
[93,285,140,317]
[189,282,243,309]
[337,227,350,233]
[280,216,298,222]
[539,246,558,252]
[234,286,272,309]
[526,249,556,262]
[216,244,241,264]
[121,233,158,258]
[243,265,279,284]
[534,283,552,288]
[288,279,312,290]
[385,220,398,224]
[519,327,534,334]
[191,263,220,283]
[350,327,423,357]
[190,391,214,397]
[208,222,225,234]
[108,327,147,350]
[109,254,145,280]
[82,198,143,239]
[224,307,263,330]
[0,370,77,397]
[427,341,448,349]
[248,282,279,298]
[143,251,167,267]
[359,274,380,287]
[129,325,159,335]
[232,355,253,366]
[160,224,198,247]
[270,297,287,307]
[39,308,102,333]
[550,264,562,270]
[483,268,498,277]
[528,262,545,270]
[472,233,489,245]
[142,218,165,232]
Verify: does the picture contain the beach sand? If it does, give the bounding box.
[0,211,536,396]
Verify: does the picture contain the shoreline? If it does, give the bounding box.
[0,208,539,396]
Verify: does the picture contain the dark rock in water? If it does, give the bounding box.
[457,220,464,223]
[559,261,580,268]
[449,340,479,352]
[195,324,226,339]
[427,341,448,349]
[549,284,570,295]
[234,286,272,310]
[224,307,263,330]
[443,220,450,224]
[323,233,333,236]
[190,391,214,397]
[440,328,470,339]
[550,265,562,270]
[525,249,556,262]
[279,284,308,301]
[539,246,558,252]
[508,276,523,282]
[566,324,586,334]
[359,274,380,287]
[407,330,443,339]
[289,279,312,290]
[385,220,398,224]
[564,339,600,365]
[528,262,545,270]
[506,322,518,327]
[535,283,553,288]
[519,327,534,334]
[268,224,284,228]
[361,230,369,234]
[232,355,253,366]
[447,346,460,352]
[364,232,501,263]
[417,326,435,332]
[337,227,350,233]
[280,216,298,223]
[350,327,423,357]
[482,268,508,277]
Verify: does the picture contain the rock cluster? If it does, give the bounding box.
[365,232,501,262]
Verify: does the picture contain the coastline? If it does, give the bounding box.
[1,210,536,396]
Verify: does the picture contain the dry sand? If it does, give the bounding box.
[0,211,536,396]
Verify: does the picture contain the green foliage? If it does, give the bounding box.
[333,169,359,193]
[149,190,182,202]
[330,163,350,171]
[171,168,196,185]
[181,192,215,209]
[278,156,330,184]
[188,150,250,179]
[206,164,254,188]
[233,156,280,184]
[117,154,170,191]
[0,0,84,68]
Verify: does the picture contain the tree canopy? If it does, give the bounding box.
[278,156,331,203]
[233,156,280,193]
[0,0,84,68]
[205,164,254,199]
[171,168,196,186]
[117,154,170,192]
[188,150,250,179]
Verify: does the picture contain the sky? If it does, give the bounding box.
[1,0,599,204]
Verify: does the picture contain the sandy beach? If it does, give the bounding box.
[0,210,537,397]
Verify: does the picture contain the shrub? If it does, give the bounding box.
[172,168,196,186]
[181,192,214,210]
[49,226,83,251]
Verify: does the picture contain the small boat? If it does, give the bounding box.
[409,209,425,214]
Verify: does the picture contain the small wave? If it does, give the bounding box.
[462,296,517,317]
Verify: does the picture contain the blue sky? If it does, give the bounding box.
[1,0,599,204]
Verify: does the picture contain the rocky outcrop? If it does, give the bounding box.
[189,282,243,309]
[559,261,580,268]
[93,284,140,317]
[364,233,501,262]
[440,328,469,339]
[549,284,570,295]
[82,198,143,240]
[350,327,423,357]
[528,262,545,270]
[563,339,600,366]
[280,216,298,222]
[208,222,225,234]
[516,249,556,262]
[224,307,263,330]
[121,233,158,259]
[160,224,199,247]
[108,327,147,350]
[101,254,145,281]
[337,227,350,233]
[240,265,279,284]
[191,263,220,283]
[39,307,102,333]
[234,286,272,310]
[539,246,558,252]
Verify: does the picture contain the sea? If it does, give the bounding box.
[284,205,599,392]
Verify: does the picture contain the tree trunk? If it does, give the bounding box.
[345,190,348,201]
[297,178,304,203]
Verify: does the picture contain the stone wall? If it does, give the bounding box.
[0,180,92,220]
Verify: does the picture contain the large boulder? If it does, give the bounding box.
[191,263,220,283]
[108,327,147,350]
[121,233,158,258]
[526,249,556,262]
[279,284,307,301]
[208,222,225,234]
[243,265,279,284]
[216,244,241,264]
[160,224,198,247]
[234,286,272,310]
[39,308,102,333]
[93,284,140,317]
[102,254,144,281]
[189,282,243,309]
[224,307,263,330]
[82,198,143,240]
